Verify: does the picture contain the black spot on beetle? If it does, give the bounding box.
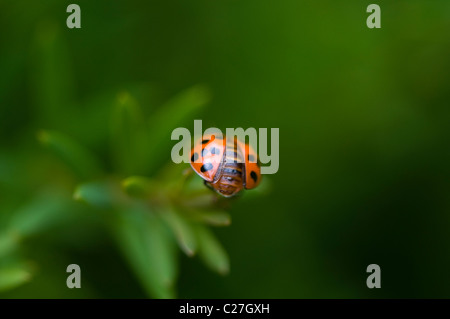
[202,148,209,156]
[201,163,213,172]
[201,139,210,144]
[191,153,199,162]
[210,147,220,155]
[250,171,258,182]
[248,154,255,162]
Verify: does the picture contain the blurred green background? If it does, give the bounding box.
[1,0,450,298]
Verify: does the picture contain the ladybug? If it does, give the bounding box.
[190,133,261,197]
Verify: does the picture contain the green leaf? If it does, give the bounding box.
[148,85,210,139]
[38,130,102,180]
[111,205,178,298]
[8,193,74,238]
[0,265,32,292]
[183,171,210,193]
[160,207,197,257]
[195,224,230,275]
[73,181,118,209]
[110,92,148,174]
[144,85,211,173]
[122,176,158,199]
[63,83,160,149]
[188,210,231,227]
[180,172,218,207]
[181,193,217,209]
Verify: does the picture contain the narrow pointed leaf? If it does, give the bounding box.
[73,181,118,209]
[111,206,177,298]
[144,85,211,173]
[195,225,230,275]
[8,193,74,238]
[110,92,148,174]
[181,194,217,209]
[38,130,102,179]
[183,171,210,193]
[188,210,231,227]
[160,207,197,257]
[122,176,158,198]
[148,85,210,139]
[144,213,178,290]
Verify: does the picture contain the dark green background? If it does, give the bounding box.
[1,0,450,298]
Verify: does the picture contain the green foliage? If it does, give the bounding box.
[110,92,148,175]
[3,0,449,299]
[111,205,178,299]
[194,224,230,275]
[37,131,103,180]
[0,191,79,292]
[144,85,211,175]
[160,206,198,257]
[8,193,76,238]
[0,33,241,296]
[32,84,237,298]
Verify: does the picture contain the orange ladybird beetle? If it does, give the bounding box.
[190,133,261,197]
